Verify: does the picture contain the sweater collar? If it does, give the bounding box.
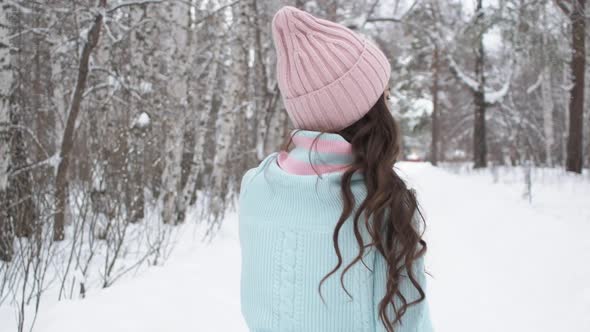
[277,130,354,175]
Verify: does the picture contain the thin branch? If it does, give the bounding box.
[365,17,402,23]
[7,125,50,159]
[553,0,572,15]
[192,0,241,26]
[107,0,163,13]
[364,0,418,25]
[9,154,61,179]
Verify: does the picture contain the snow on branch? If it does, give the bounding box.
[448,55,511,104]
[485,77,510,104]
[9,153,61,179]
[526,72,543,94]
[448,56,480,91]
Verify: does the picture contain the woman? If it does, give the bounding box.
[239,6,433,332]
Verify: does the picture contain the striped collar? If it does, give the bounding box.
[277,130,354,175]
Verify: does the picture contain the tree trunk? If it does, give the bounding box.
[9,103,36,239]
[430,44,440,166]
[207,0,251,226]
[565,0,585,173]
[128,115,148,223]
[177,34,221,223]
[0,0,14,261]
[473,0,487,168]
[54,2,105,241]
[32,4,55,188]
[538,7,555,167]
[295,0,306,9]
[254,0,270,162]
[541,66,555,166]
[159,1,188,225]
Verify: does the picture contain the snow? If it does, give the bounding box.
[483,27,503,54]
[407,164,590,332]
[48,153,62,172]
[140,81,153,93]
[448,56,511,104]
[1,163,589,332]
[403,97,433,130]
[132,112,151,129]
[484,77,510,104]
[527,72,543,94]
[448,57,480,91]
[398,55,413,66]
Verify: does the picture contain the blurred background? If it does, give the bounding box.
[0,0,589,331]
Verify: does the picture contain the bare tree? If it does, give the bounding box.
[541,9,555,167]
[430,43,441,165]
[54,0,106,240]
[0,0,14,261]
[207,0,253,228]
[178,0,225,224]
[472,0,487,168]
[556,0,586,173]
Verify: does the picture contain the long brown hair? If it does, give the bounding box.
[283,93,427,331]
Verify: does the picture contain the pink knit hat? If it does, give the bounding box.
[271,6,391,131]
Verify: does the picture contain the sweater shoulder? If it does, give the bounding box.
[239,152,279,196]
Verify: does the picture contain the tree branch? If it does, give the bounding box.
[365,17,402,23]
[192,0,241,26]
[554,0,572,16]
[107,0,163,14]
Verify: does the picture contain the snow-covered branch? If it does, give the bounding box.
[448,55,511,105]
[447,56,480,92]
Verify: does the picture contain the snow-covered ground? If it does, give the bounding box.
[1,163,589,332]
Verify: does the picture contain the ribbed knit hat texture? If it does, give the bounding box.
[271,6,391,131]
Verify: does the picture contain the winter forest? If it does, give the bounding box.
[0,0,589,331]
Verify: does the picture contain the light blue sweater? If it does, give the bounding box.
[238,130,433,332]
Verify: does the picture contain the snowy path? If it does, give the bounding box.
[4,163,590,332]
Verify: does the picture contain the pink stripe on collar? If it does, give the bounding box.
[277,151,350,175]
[291,135,352,154]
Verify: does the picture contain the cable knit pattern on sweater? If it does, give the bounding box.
[238,130,433,332]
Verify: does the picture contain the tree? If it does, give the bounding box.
[207,0,253,229]
[0,0,14,261]
[472,0,487,168]
[177,0,225,224]
[159,0,188,225]
[54,0,106,241]
[430,43,441,165]
[541,5,555,167]
[556,0,586,173]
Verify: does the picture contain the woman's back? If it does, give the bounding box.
[239,131,433,332]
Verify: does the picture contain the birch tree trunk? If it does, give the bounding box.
[0,0,14,261]
[207,0,251,227]
[54,1,105,241]
[161,117,184,224]
[541,65,555,166]
[430,44,440,166]
[253,0,270,162]
[160,1,187,224]
[177,31,222,223]
[128,113,149,223]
